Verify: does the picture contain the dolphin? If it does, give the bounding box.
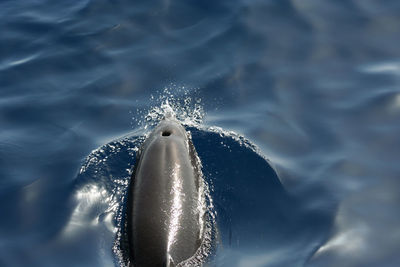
[127,118,205,267]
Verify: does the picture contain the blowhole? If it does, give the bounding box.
[162,131,171,136]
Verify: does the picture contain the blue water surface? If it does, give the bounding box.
[1,0,400,266]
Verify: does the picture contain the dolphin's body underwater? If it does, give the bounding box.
[127,118,205,267]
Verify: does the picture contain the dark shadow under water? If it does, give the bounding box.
[189,127,333,266]
[72,126,333,267]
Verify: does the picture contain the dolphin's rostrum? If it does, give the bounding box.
[127,118,205,267]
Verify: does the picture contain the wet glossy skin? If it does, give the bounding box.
[127,119,203,267]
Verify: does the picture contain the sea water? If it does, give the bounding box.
[1,1,400,266]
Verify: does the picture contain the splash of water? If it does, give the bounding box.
[131,87,265,163]
[131,86,205,131]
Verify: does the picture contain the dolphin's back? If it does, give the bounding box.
[128,120,202,266]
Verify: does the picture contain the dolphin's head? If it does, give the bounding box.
[129,116,204,267]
